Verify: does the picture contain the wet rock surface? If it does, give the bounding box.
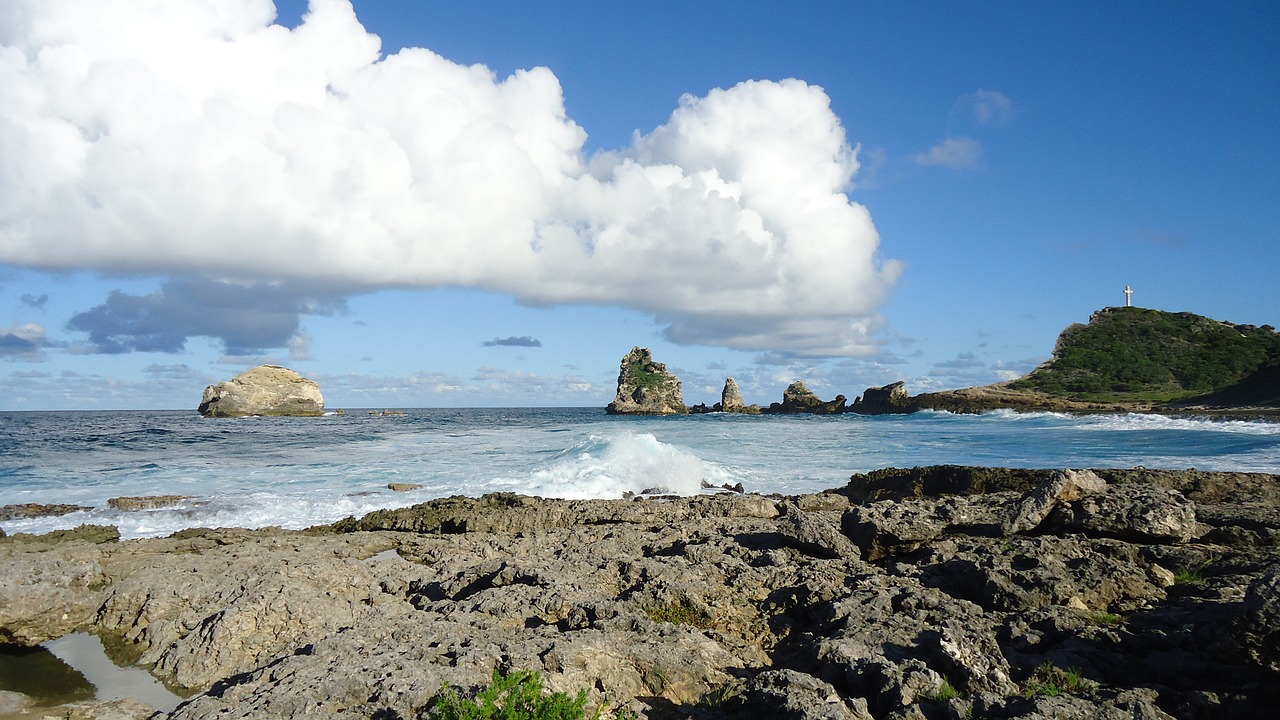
[2,466,1278,719]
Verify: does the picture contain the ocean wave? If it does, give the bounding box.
[495,432,743,500]
[1071,413,1280,436]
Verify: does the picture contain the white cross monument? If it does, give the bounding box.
[1124,285,1133,307]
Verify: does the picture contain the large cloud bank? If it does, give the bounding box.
[0,0,900,356]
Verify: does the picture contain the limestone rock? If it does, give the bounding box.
[198,365,324,418]
[107,495,193,511]
[851,380,912,415]
[1002,469,1109,534]
[720,376,746,412]
[605,347,687,415]
[0,503,93,521]
[1050,484,1199,543]
[765,381,847,414]
[778,503,861,560]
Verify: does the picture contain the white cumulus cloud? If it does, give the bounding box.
[0,0,900,357]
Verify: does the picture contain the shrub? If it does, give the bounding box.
[1023,662,1084,697]
[430,669,598,720]
[920,677,962,703]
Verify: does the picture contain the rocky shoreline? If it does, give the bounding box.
[3,466,1279,719]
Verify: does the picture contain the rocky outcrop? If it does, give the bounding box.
[107,495,193,511]
[765,381,847,414]
[605,347,687,415]
[1,503,93,521]
[720,377,746,412]
[3,467,1279,719]
[850,381,911,415]
[198,365,324,418]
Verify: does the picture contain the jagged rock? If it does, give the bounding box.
[1236,564,1280,673]
[198,365,324,418]
[733,669,872,719]
[778,503,861,560]
[605,347,687,415]
[842,499,950,560]
[765,381,847,414]
[851,381,912,415]
[387,483,422,492]
[1002,469,1109,534]
[107,495,193,511]
[1049,484,1199,543]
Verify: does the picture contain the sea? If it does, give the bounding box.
[2,408,1279,540]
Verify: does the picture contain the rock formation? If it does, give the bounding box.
[720,377,746,412]
[605,347,687,415]
[850,380,912,415]
[4,466,1280,718]
[198,365,325,418]
[764,380,847,414]
[711,377,760,414]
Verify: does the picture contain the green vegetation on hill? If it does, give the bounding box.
[1007,307,1280,404]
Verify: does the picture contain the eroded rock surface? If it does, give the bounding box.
[2,466,1279,719]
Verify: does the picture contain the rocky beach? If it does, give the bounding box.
[4,465,1280,719]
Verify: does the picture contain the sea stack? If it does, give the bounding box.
[720,377,746,412]
[198,365,325,418]
[718,377,761,414]
[606,347,688,415]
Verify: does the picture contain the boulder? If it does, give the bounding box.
[765,381,847,414]
[198,365,324,418]
[851,381,912,415]
[605,347,687,415]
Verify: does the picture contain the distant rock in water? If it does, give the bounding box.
[0,503,92,521]
[718,376,761,414]
[198,365,325,418]
[108,495,193,511]
[606,347,687,415]
[765,381,847,414]
[851,380,912,415]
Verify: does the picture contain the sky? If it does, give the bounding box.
[1,0,1277,411]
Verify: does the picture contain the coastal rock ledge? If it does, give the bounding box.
[4,466,1279,719]
[198,365,324,418]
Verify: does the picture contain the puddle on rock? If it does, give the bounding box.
[0,633,183,713]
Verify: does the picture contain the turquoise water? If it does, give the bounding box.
[2,408,1277,539]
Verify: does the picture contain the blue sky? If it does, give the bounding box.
[2,0,1277,410]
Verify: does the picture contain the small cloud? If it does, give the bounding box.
[482,336,542,348]
[21,293,49,310]
[706,360,727,371]
[1131,229,1187,249]
[956,89,1014,127]
[915,137,982,169]
[287,330,314,361]
[142,363,199,380]
[753,351,796,366]
[934,351,985,370]
[1,323,51,362]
